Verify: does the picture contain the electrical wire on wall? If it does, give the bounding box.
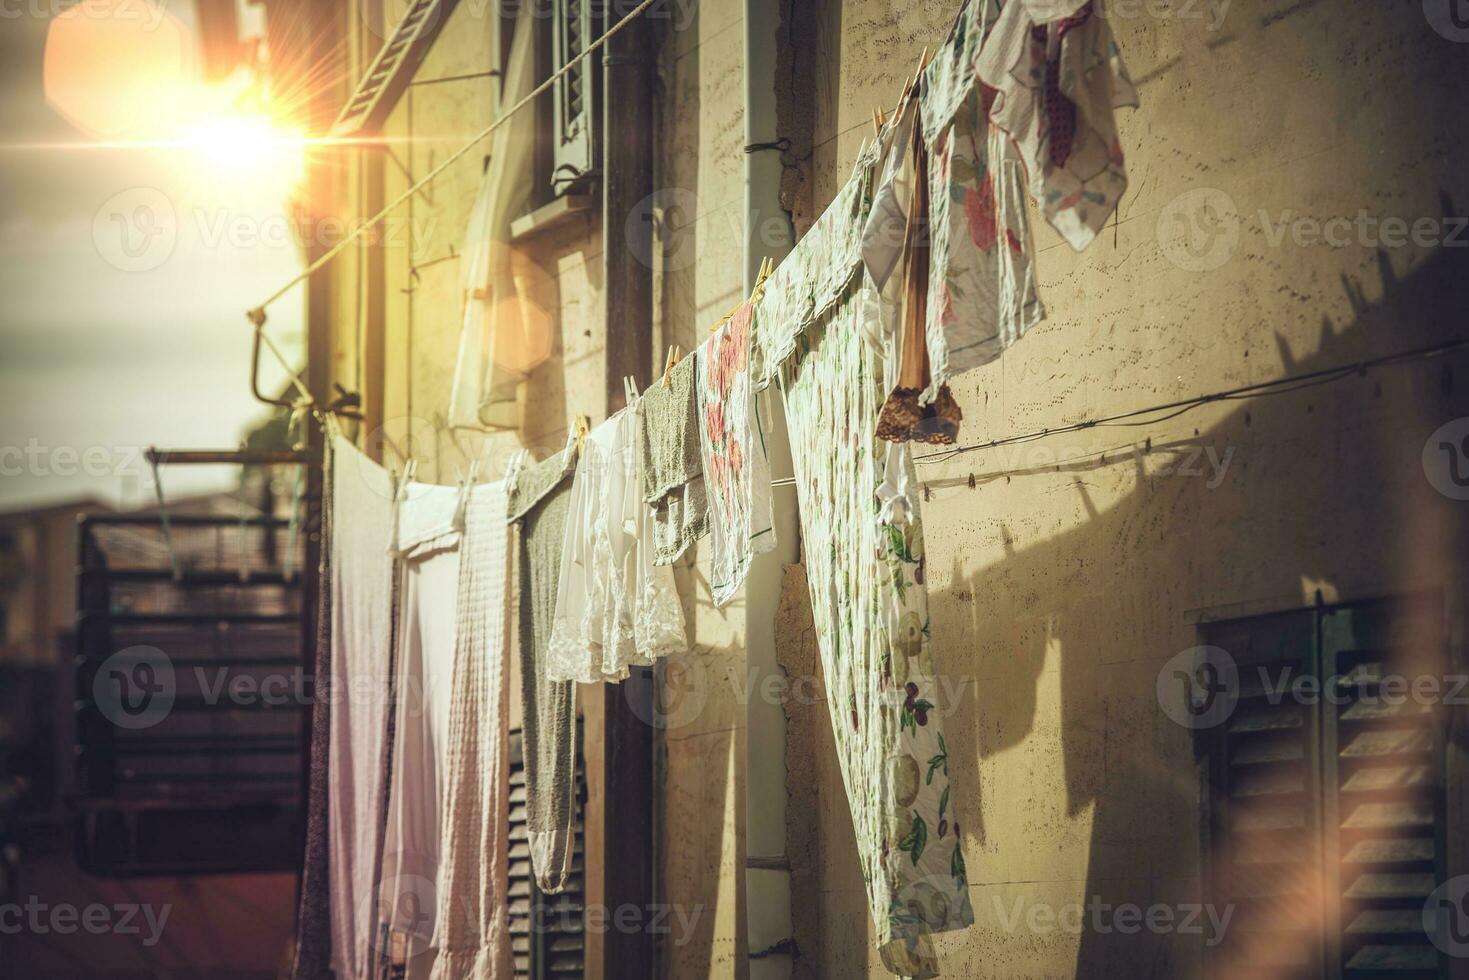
[769,335,1469,489]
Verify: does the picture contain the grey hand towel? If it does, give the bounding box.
[637,356,710,564]
[509,448,579,893]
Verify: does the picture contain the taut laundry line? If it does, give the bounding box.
[245,0,661,320]
[242,0,663,410]
[766,334,1469,488]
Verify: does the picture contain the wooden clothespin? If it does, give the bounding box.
[452,458,481,530]
[895,46,930,118]
[709,299,743,335]
[574,414,590,451]
[662,345,683,388]
[751,256,775,305]
[623,375,640,406]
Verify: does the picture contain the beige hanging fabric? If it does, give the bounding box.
[430,481,514,979]
[638,355,711,565]
[874,103,963,445]
[321,436,398,980]
[447,2,553,430]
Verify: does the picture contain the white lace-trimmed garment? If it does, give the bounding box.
[546,406,686,683]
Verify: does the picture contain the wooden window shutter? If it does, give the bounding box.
[333,0,461,137]
[507,729,587,979]
[1320,597,1446,977]
[1203,597,1452,979]
[1204,609,1327,977]
[550,0,598,192]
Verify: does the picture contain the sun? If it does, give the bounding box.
[178,113,308,196]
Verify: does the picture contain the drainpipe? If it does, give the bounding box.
[602,8,658,980]
[744,1,796,976]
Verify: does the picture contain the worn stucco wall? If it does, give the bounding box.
[316,0,1469,977]
[768,0,1469,977]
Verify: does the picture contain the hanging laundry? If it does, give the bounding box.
[915,0,1045,407]
[977,0,1139,250]
[638,354,711,565]
[393,482,464,558]
[780,279,973,980]
[870,100,963,445]
[753,166,873,389]
[308,436,398,980]
[379,483,463,980]
[431,481,514,980]
[507,444,581,893]
[1013,0,1092,20]
[291,437,337,980]
[696,303,776,606]
[546,407,686,683]
[754,133,972,977]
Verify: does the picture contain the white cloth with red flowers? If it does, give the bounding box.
[695,301,776,607]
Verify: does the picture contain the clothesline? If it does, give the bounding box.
[766,333,1469,487]
[242,0,664,407]
[305,7,1129,977]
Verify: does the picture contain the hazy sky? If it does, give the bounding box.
[0,1,305,512]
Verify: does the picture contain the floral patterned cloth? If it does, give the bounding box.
[917,2,1045,403]
[696,302,775,606]
[977,0,1138,251]
[780,279,973,979]
[752,148,878,389]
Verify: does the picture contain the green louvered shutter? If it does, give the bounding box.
[1205,609,1327,977]
[549,0,597,193]
[1321,598,1446,978]
[508,729,587,980]
[1204,597,1453,980]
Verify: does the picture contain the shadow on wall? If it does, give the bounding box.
[933,225,1469,976]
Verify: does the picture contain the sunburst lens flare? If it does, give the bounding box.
[179,115,309,193]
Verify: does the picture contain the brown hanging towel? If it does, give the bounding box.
[876,107,963,446]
